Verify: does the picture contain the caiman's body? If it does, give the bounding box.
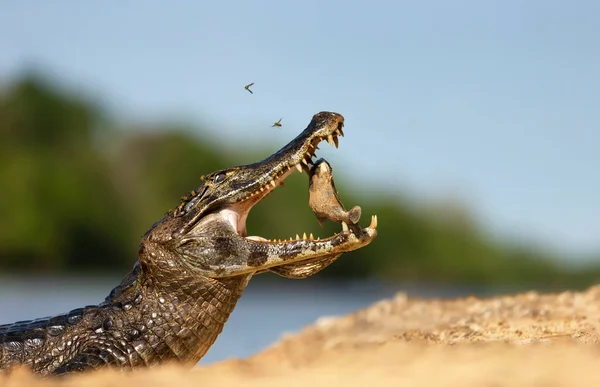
[0,112,377,376]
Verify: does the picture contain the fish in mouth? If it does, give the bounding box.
[160,111,378,279]
[309,158,362,227]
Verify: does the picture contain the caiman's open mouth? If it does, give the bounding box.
[215,112,377,243]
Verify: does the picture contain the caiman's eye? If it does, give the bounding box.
[213,173,226,183]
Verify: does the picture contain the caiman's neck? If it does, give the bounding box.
[104,245,252,366]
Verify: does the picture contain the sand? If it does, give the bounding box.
[4,285,600,386]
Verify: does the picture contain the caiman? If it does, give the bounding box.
[0,111,378,376]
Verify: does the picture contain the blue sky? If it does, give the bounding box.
[1,1,599,259]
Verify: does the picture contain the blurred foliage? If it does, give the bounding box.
[1,74,599,287]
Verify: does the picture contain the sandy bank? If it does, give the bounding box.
[4,285,600,386]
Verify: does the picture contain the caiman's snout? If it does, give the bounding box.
[263,110,345,175]
[304,111,345,153]
[310,111,345,138]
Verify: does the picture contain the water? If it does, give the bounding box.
[0,275,509,364]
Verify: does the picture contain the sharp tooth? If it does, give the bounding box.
[327,135,335,147]
[309,233,314,240]
[333,135,339,148]
[270,180,276,187]
[302,232,307,240]
[260,187,265,192]
[296,234,300,241]
[289,237,293,241]
[370,215,378,229]
[308,143,315,149]
[317,237,320,241]
[296,164,303,173]
[338,126,345,137]
[302,158,308,165]
[342,221,348,232]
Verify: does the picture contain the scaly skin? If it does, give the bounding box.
[0,112,378,376]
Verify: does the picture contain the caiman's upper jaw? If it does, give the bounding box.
[239,111,346,198]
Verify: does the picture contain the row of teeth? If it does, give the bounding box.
[256,215,378,243]
[298,130,342,170]
[241,130,343,199]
